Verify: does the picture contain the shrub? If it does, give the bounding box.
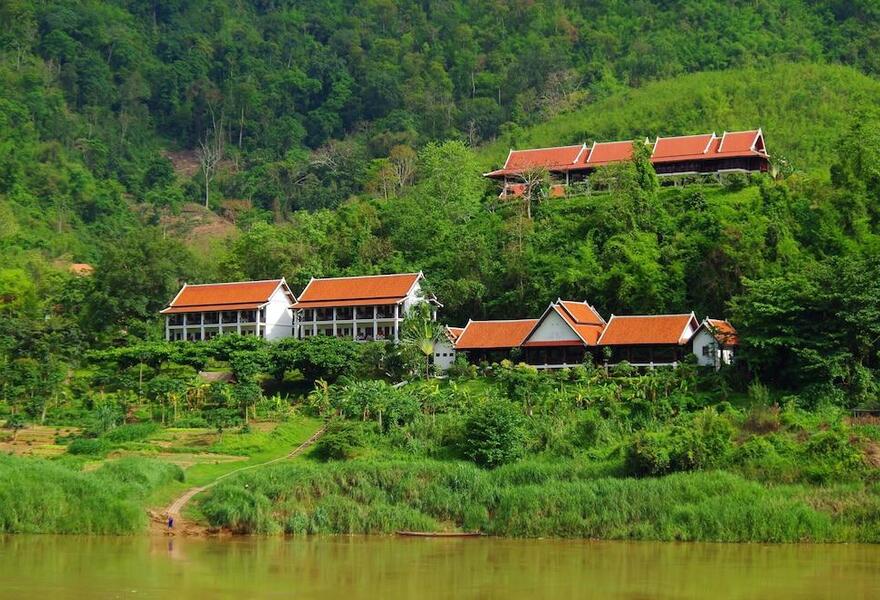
[743,404,781,434]
[625,409,733,476]
[313,421,368,461]
[102,422,160,443]
[460,399,525,468]
[67,438,112,457]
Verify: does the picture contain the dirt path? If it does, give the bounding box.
[151,425,326,536]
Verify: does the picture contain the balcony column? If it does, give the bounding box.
[313,313,317,336]
[353,309,358,340]
[237,311,241,335]
[200,312,205,341]
[373,306,378,341]
[393,304,399,342]
[165,316,170,341]
[332,308,337,336]
[218,311,223,336]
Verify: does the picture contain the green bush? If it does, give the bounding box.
[625,409,733,476]
[459,399,526,468]
[102,422,160,443]
[313,421,369,461]
[67,438,112,457]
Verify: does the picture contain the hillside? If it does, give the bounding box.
[479,63,880,174]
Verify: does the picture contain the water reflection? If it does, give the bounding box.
[0,535,878,599]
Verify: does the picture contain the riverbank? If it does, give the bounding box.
[195,458,880,543]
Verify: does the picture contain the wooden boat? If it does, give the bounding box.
[396,531,483,538]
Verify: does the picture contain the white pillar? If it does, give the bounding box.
[372,306,377,340]
[200,312,205,341]
[393,304,399,342]
[237,311,241,335]
[165,317,170,341]
[353,309,357,340]
[332,308,337,336]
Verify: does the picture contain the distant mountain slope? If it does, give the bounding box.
[479,63,880,175]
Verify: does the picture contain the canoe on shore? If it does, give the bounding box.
[396,531,483,538]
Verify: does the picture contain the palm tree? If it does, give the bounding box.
[400,304,445,379]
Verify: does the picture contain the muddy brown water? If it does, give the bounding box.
[1,535,878,599]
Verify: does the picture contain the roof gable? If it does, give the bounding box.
[164,279,286,313]
[296,273,421,305]
[717,129,763,154]
[701,318,739,346]
[598,313,698,346]
[455,319,538,350]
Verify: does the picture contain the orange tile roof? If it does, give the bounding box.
[161,280,286,313]
[69,263,94,276]
[455,319,538,350]
[485,129,768,177]
[162,302,265,314]
[585,140,635,166]
[294,273,421,308]
[446,326,465,341]
[598,314,697,346]
[557,301,605,326]
[705,318,739,346]
[717,130,763,154]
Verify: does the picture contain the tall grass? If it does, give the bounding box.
[0,455,183,534]
[198,459,855,542]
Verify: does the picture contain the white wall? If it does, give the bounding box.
[433,338,456,371]
[263,285,294,340]
[527,310,579,343]
[692,329,734,369]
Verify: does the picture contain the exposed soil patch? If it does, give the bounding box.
[0,425,80,457]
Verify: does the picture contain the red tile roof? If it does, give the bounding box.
[597,314,698,346]
[584,140,636,166]
[455,319,538,350]
[705,318,739,346]
[485,129,768,178]
[69,263,94,276]
[446,326,465,341]
[161,279,287,314]
[293,273,421,309]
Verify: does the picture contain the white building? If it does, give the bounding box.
[692,318,739,369]
[293,272,437,342]
[433,326,463,371]
[161,279,296,341]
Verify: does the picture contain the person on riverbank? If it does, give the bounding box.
[167,516,174,529]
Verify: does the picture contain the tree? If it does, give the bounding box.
[460,398,526,468]
[400,303,444,379]
[198,116,225,208]
[516,167,549,220]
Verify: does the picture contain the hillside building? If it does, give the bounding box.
[292,272,436,342]
[691,318,739,369]
[162,279,296,341]
[484,129,770,198]
[596,313,701,368]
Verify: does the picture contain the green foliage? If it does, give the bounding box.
[625,409,734,476]
[0,455,182,534]
[460,399,526,468]
[66,437,112,457]
[313,421,369,462]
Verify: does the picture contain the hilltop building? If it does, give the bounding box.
[161,279,296,341]
[484,129,769,198]
[292,272,436,341]
[691,318,739,369]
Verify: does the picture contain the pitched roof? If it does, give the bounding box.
[523,300,606,347]
[584,140,636,166]
[702,318,739,346]
[293,273,421,309]
[485,129,768,177]
[597,313,698,346]
[455,319,538,350]
[446,326,465,341]
[161,279,289,314]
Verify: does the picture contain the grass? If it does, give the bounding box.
[197,458,873,542]
[142,415,323,516]
[0,455,182,534]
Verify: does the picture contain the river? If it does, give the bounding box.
[0,535,878,599]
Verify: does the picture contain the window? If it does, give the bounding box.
[702,345,711,356]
